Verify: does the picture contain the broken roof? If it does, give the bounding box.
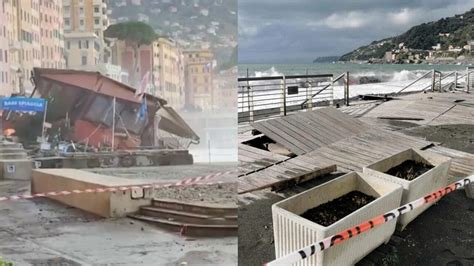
[32,68,167,106]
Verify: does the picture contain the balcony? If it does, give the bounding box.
[8,40,21,52]
[93,22,102,30]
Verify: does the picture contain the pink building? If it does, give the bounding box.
[118,43,153,89]
[0,2,10,96]
[39,0,65,69]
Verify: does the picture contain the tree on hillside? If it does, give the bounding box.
[105,21,158,87]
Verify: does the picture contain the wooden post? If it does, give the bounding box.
[111,97,116,151]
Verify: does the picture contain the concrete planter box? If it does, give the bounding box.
[272,172,403,266]
[363,148,451,230]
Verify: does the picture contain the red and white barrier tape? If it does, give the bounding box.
[264,175,473,266]
[0,170,237,202]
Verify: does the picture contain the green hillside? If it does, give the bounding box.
[108,0,237,67]
[340,8,474,61]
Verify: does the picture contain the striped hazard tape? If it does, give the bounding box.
[0,169,237,202]
[264,175,473,266]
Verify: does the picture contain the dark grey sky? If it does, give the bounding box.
[238,0,474,63]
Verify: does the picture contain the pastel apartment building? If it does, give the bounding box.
[39,0,65,69]
[111,37,185,109]
[2,0,65,95]
[183,49,214,110]
[0,1,10,96]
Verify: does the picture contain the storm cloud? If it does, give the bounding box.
[238,0,474,63]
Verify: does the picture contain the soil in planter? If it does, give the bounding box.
[301,191,376,226]
[385,160,433,181]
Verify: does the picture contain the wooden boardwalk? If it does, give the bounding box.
[251,107,370,155]
[238,156,336,194]
[238,143,289,175]
[362,92,474,126]
[302,128,431,173]
[427,145,474,182]
[238,92,474,195]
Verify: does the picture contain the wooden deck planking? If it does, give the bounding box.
[362,92,474,126]
[238,163,337,194]
[252,120,309,155]
[296,112,345,144]
[239,92,474,195]
[251,107,372,155]
[269,118,322,150]
[238,144,290,175]
[427,146,474,181]
[280,114,333,147]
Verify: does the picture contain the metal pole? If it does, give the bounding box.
[41,101,48,141]
[282,75,287,116]
[246,68,253,123]
[431,70,436,92]
[454,71,458,91]
[467,67,471,93]
[111,97,116,151]
[208,139,211,164]
[345,71,349,106]
[439,72,442,92]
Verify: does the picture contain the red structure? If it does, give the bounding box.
[17,68,200,149]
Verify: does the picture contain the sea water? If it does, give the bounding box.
[238,63,470,111]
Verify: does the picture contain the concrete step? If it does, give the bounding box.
[138,206,237,226]
[0,142,23,149]
[0,148,27,153]
[0,159,33,180]
[152,198,237,217]
[128,214,238,237]
[0,152,28,159]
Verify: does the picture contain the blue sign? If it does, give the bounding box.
[0,97,46,112]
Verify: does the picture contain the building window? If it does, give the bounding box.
[81,56,87,65]
[85,40,89,49]
[0,49,2,62]
[94,7,99,13]
[67,41,70,49]
[80,19,84,26]
[64,18,70,25]
[79,7,84,14]
[94,18,99,25]
[4,50,7,63]
[79,41,82,49]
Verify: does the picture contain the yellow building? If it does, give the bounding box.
[183,49,214,110]
[63,0,110,69]
[64,31,101,71]
[152,38,185,109]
